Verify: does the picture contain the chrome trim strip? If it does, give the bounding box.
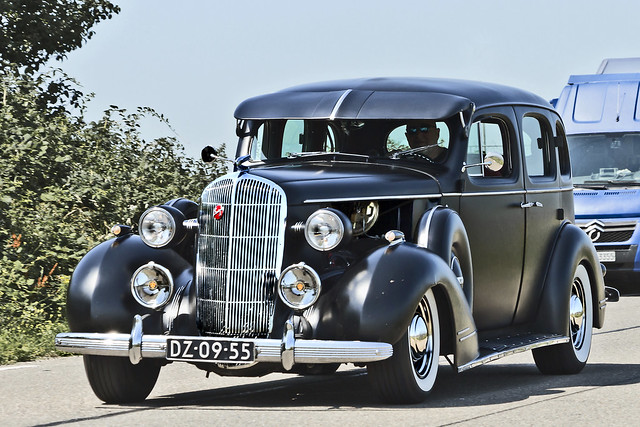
[55,332,393,364]
[304,187,573,203]
[416,205,442,248]
[456,327,470,336]
[457,336,570,372]
[305,194,444,203]
[458,330,477,342]
[329,89,352,120]
[461,190,526,197]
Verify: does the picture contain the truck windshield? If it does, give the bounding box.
[568,133,640,186]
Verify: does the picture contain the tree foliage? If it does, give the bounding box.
[0,0,120,73]
[0,69,227,363]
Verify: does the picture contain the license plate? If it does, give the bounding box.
[167,338,255,363]
[597,251,616,262]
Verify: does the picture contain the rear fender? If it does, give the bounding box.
[536,222,606,334]
[308,243,479,366]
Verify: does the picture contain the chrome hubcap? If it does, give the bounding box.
[409,297,435,378]
[570,279,587,350]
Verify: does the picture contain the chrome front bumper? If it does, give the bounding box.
[55,316,393,370]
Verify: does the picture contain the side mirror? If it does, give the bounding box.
[484,152,504,172]
[201,146,219,163]
[461,152,504,173]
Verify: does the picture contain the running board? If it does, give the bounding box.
[457,333,570,372]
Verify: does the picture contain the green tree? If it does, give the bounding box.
[0,69,227,364]
[0,0,120,73]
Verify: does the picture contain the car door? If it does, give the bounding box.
[514,107,567,323]
[459,107,525,331]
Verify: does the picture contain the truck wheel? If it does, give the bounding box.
[533,263,593,374]
[367,288,440,403]
[83,355,161,403]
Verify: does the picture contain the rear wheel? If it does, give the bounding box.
[368,288,440,403]
[83,355,161,403]
[533,263,593,374]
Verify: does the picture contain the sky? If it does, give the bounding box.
[54,0,640,160]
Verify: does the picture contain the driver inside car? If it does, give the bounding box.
[405,121,447,162]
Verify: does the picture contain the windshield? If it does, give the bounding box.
[568,133,640,186]
[247,119,452,165]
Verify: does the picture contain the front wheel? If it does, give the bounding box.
[367,288,440,403]
[83,355,161,403]
[533,263,593,374]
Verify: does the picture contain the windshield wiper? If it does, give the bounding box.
[287,151,370,159]
[390,144,439,159]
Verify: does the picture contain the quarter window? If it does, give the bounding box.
[556,121,571,177]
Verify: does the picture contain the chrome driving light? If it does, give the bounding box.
[139,206,185,248]
[305,208,350,251]
[278,263,321,310]
[130,262,174,309]
[350,201,379,236]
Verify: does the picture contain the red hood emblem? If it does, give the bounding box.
[213,204,224,220]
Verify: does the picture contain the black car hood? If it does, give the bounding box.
[243,161,442,205]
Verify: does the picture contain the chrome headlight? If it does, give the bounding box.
[304,208,351,251]
[139,206,185,248]
[130,262,174,309]
[278,263,321,310]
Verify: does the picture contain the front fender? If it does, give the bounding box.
[307,242,479,366]
[67,234,194,334]
[536,222,606,334]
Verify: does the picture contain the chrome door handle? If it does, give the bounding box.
[521,201,544,208]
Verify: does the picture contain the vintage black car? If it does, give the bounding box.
[55,77,617,404]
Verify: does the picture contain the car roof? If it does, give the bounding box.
[234,77,552,120]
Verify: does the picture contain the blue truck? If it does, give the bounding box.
[553,58,640,293]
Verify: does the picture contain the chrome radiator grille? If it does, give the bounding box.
[196,173,286,337]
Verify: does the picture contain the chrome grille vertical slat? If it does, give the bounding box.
[196,173,286,337]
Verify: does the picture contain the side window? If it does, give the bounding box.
[250,124,266,160]
[466,118,510,177]
[522,115,552,177]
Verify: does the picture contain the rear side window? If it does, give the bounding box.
[522,115,552,178]
[466,118,511,177]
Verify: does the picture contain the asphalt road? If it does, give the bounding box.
[2,296,639,427]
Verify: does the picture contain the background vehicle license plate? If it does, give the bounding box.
[167,338,255,363]
[597,251,616,262]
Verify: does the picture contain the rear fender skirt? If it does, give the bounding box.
[307,243,479,366]
[66,235,194,334]
[536,222,606,333]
